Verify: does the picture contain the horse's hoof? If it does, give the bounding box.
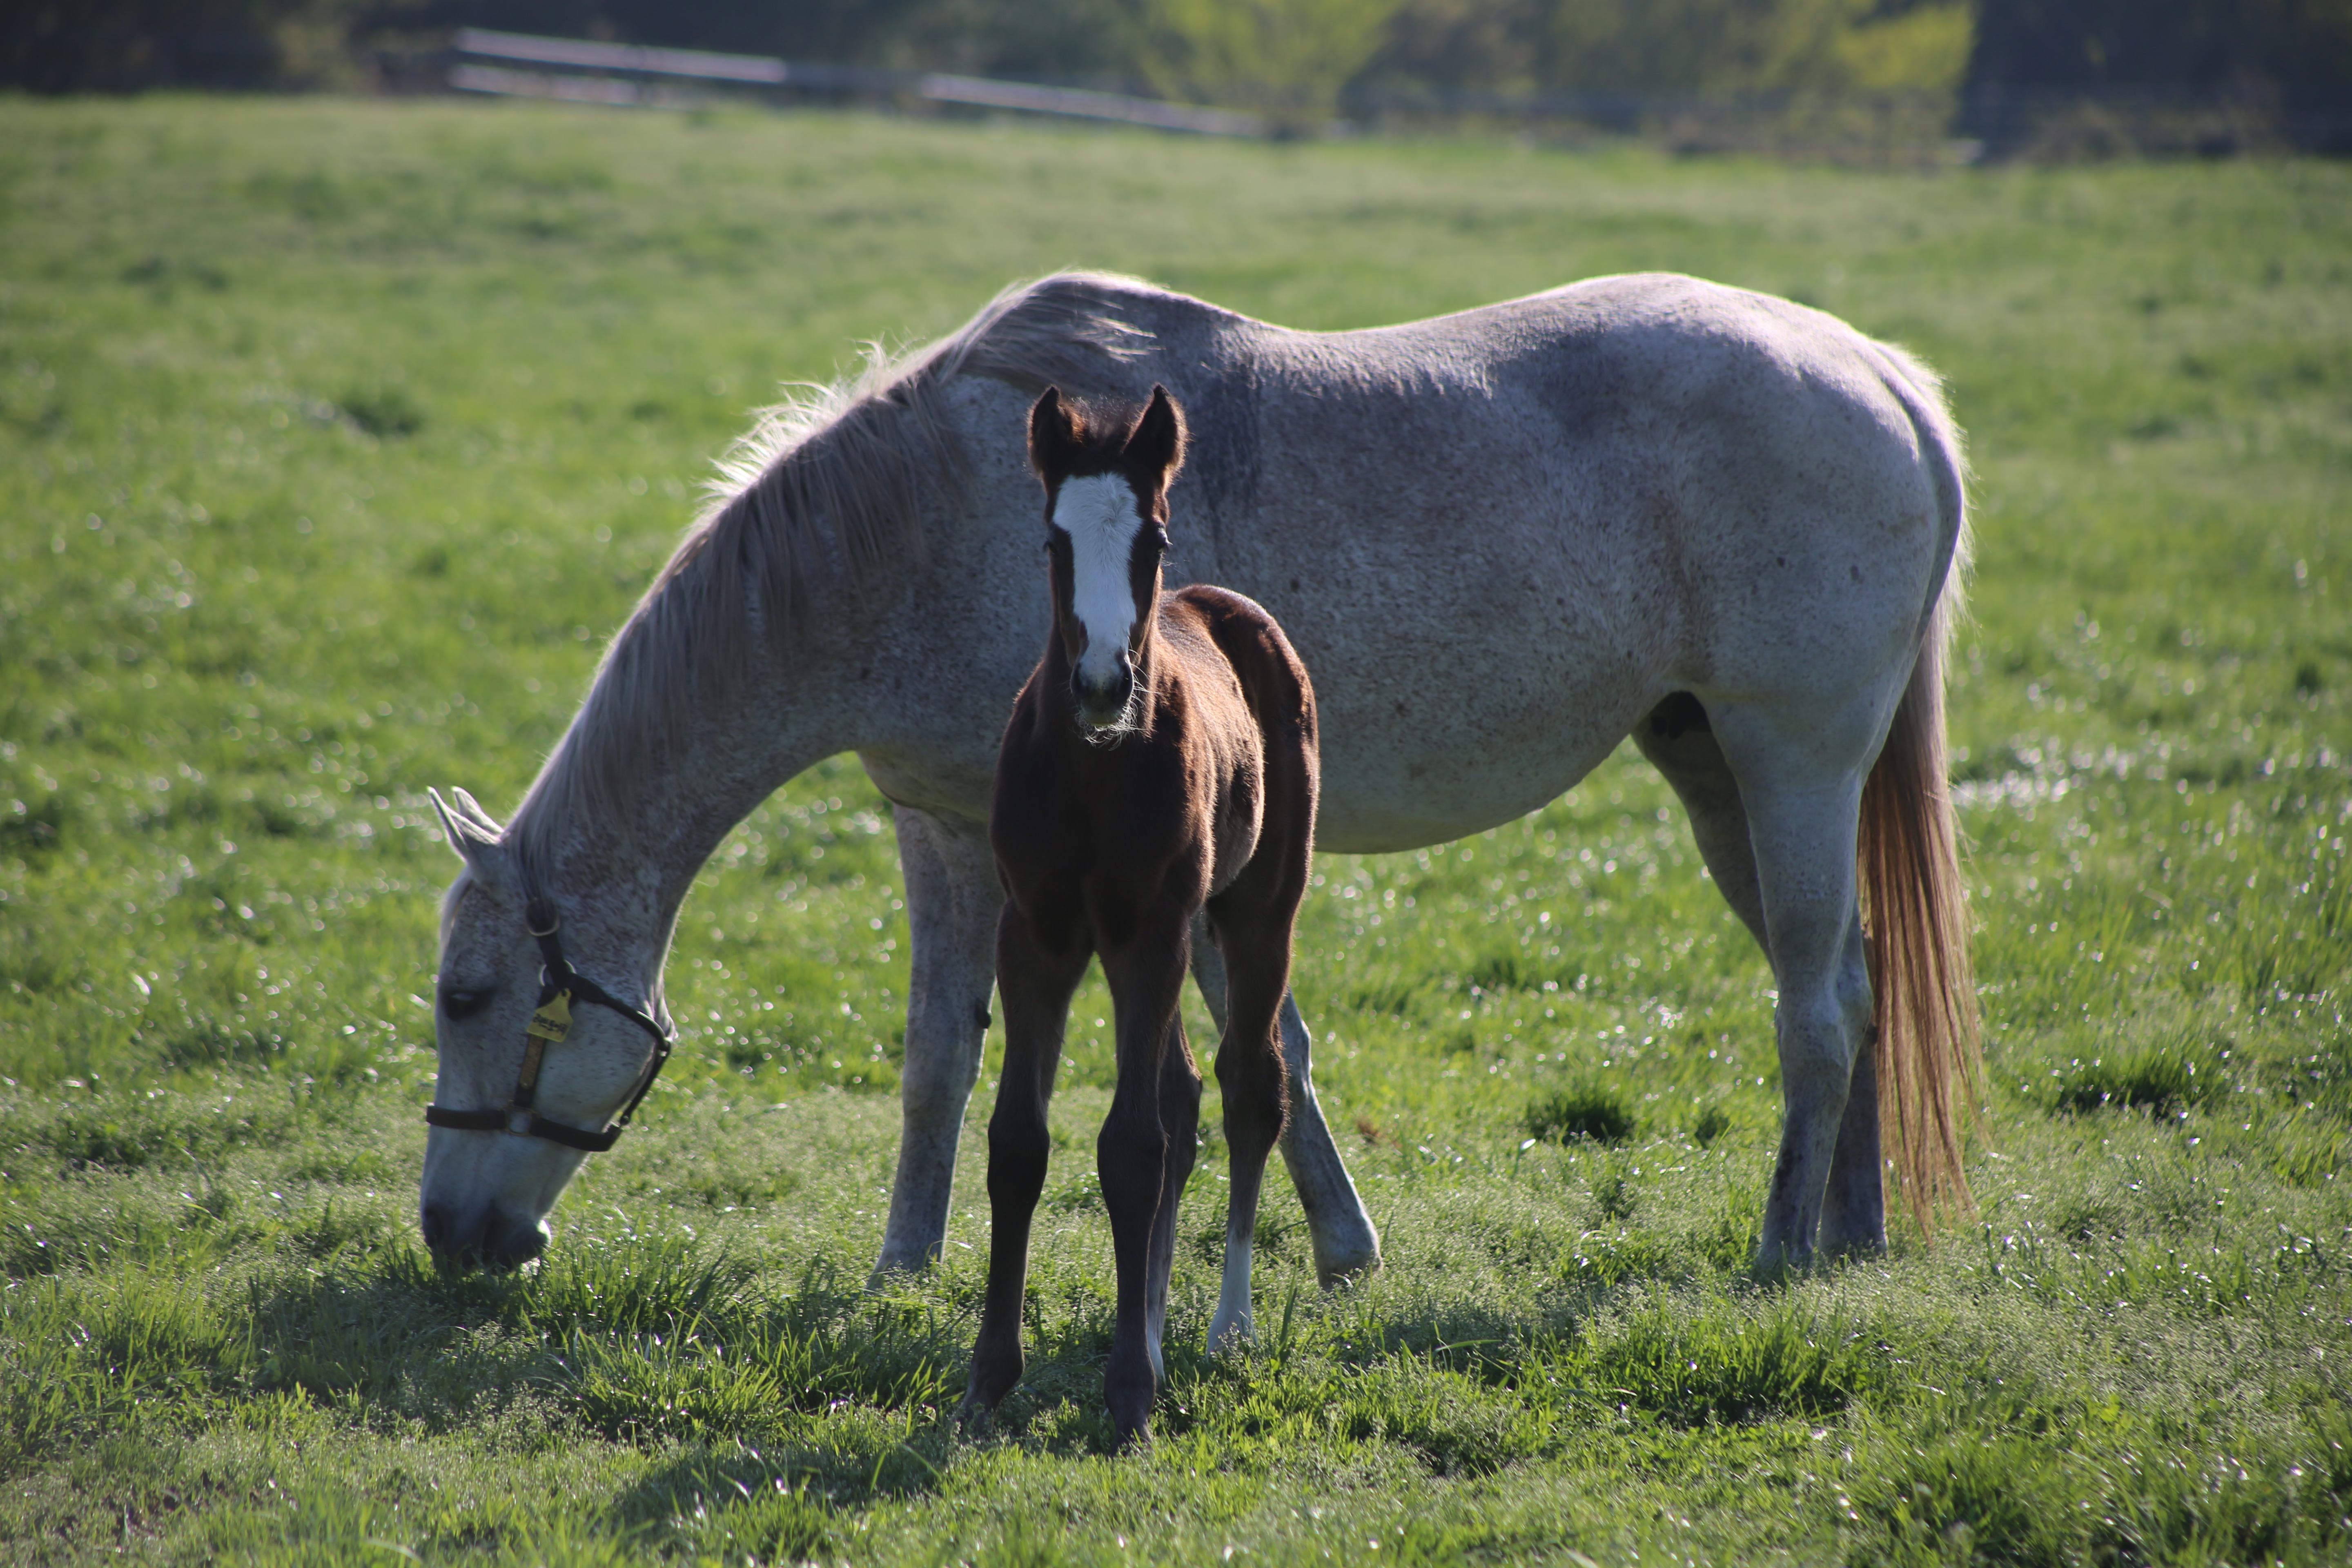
[1207,1313,1254,1354]
[1313,1245,1380,1290]
[1748,1241,1813,1282]
[954,1393,995,1437]
[1307,1211,1382,1288]
[866,1252,935,1292]
[1815,1232,1887,1263]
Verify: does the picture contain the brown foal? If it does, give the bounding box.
[957,385,1319,1448]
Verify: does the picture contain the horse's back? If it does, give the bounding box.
[1162,275,1964,846]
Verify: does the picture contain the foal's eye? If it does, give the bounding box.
[440,988,492,1021]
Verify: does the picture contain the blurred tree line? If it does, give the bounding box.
[9,0,2351,131]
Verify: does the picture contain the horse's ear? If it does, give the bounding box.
[1123,384,1187,494]
[430,786,519,893]
[1029,385,1080,480]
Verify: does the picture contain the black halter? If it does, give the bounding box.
[423,895,675,1153]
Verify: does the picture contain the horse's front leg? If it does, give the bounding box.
[1096,902,1194,1449]
[958,902,1084,1431]
[1189,917,1379,1287]
[876,806,1002,1283]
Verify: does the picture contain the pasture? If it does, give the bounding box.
[0,95,2347,1564]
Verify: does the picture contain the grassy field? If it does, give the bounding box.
[1,94,2348,1564]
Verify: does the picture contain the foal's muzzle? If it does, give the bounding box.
[1071,661,1136,731]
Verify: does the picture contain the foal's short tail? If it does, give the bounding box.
[1859,552,1982,1239]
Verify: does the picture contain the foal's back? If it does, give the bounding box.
[1157,583,1315,900]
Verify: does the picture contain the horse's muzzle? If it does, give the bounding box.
[421,1200,549,1270]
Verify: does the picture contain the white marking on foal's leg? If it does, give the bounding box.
[1052,473,1145,695]
[1209,1216,1256,1352]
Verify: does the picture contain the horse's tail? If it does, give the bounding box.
[1859,343,1981,1237]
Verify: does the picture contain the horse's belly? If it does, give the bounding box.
[1227,566,1660,855]
[1310,688,1631,855]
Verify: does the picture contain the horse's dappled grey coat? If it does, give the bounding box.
[421,270,1975,1277]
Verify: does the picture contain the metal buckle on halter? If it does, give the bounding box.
[425,887,675,1153]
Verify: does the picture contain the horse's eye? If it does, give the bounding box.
[440,988,492,1021]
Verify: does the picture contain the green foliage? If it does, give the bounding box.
[1138,0,1400,116]
[0,95,2347,1564]
[1362,0,1977,112]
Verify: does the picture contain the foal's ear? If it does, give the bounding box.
[1123,384,1187,494]
[1028,385,1082,480]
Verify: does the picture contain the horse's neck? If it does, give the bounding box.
[515,639,859,971]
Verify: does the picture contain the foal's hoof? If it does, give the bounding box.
[953,1392,997,1438]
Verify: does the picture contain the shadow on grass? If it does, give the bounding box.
[2051,1040,2230,1117]
[1526,1082,1637,1145]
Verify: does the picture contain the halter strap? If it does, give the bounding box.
[423,893,675,1153]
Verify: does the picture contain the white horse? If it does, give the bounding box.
[419,270,1977,1278]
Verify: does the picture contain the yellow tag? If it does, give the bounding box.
[527,991,573,1043]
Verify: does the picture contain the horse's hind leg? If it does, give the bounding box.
[1707,705,1879,1271]
[1275,991,1380,1284]
[959,902,1085,1430]
[1818,916,1885,1256]
[1639,697,1887,1258]
[1633,695,1769,953]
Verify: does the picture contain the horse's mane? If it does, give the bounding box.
[511,272,1163,877]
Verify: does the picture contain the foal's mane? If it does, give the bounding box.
[511,273,1162,876]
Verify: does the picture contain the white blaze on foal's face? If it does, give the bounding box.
[1053,471,1151,691]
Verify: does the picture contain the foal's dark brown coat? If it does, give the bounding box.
[958,386,1318,1448]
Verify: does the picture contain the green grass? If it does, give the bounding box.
[0,93,2347,1564]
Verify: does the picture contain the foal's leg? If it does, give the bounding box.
[1637,702,1885,1256]
[1189,921,1381,1287]
[1203,893,1297,1352]
[1095,903,1194,1447]
[1143,1012,1202,1382]
[958,903,1085,1429]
